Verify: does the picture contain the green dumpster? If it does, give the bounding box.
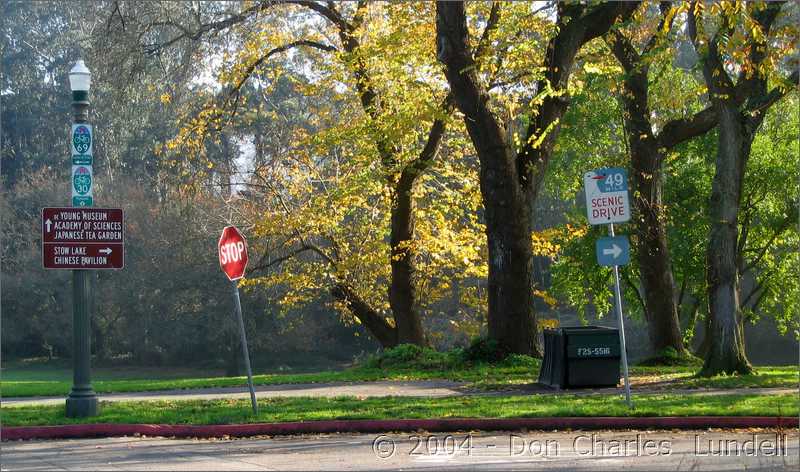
[537,326,621,388]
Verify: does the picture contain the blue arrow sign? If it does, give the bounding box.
[596,236,630,266]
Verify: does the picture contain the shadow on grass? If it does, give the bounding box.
[2,392,796,427]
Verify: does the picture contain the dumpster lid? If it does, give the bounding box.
[559,325,617,335]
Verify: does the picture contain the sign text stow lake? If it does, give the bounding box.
[42,207,124,269]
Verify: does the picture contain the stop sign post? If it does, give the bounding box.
[218,226,258,415]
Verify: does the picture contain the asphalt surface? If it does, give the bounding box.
[4,381,794,407]
[2,430,797,471]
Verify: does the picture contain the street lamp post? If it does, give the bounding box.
[65,59,98,418]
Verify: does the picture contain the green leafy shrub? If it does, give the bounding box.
[362,341,539,372]
[501,353,539,368]
[364,344,461,370]
[380,344,424,364]
[463,337,509,363]
[638,347,702,367]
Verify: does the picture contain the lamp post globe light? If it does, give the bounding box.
[65,59,98,418]
[69,60,91,101]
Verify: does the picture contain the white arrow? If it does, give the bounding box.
[99,248,112,255]
[603,244,622,259]
[45,219,52,232]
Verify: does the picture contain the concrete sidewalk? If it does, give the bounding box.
[3,381,794,407]
[2,380,469,406]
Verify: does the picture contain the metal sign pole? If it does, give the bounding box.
[232,281,258,415]
[65,82,98,418]
[609,223,633,408]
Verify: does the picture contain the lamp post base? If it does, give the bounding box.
[66,394,99,418]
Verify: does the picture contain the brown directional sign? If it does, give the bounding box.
[42,207,124,269]
[43,243,124,269]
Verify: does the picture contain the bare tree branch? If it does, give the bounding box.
[226,39,337,100]
[474,1,501,68]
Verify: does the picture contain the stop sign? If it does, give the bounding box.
[218,226,248,281]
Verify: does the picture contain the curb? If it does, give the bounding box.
[3,417,797,441]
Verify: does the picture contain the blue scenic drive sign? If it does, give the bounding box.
[596,235,630,266]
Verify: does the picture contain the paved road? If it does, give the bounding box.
[4,382,793,407]
[2,430,797,471]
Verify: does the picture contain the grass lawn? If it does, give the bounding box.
[629,365,799,389]
[2,393,797,427]
[3,347,797,398]
[1,361,537,397]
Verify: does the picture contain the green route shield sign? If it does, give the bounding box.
[71,165,93,207]
[71,124,93,166]
[71,124,92,155]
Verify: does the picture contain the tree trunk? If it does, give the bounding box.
[436,2,537,355]
[331,282,398,348]
[384,102,450,348]
[694,312,711,359]
[436,1,636,355]
[607,25,722,357]
[700,105,754,376]
[630,147,685,354]
[636,211,685,354]
[451,88,536,355]
[482,147,537,355]
[686,0,790,377]
[681,298,701,352]
[335,11,449,349]
[389,181,427,346]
